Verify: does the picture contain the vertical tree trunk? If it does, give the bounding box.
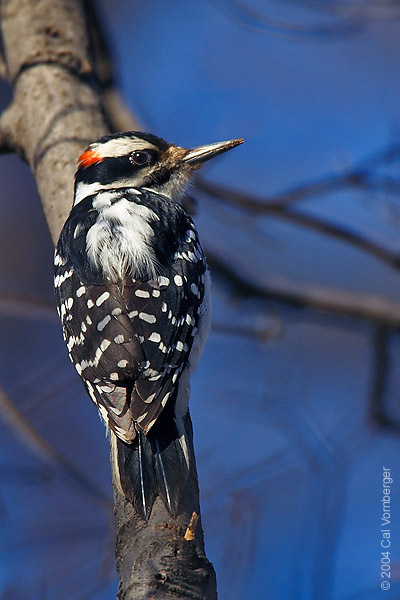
[0,1,217,597]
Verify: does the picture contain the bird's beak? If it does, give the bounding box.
[183,138,243,166]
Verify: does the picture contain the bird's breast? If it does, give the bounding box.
[85,196,159,281]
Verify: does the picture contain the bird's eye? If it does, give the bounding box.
[130,150,152,166]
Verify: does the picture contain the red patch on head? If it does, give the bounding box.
[78,149,104,168]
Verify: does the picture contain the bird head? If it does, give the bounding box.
[74,131,243,206]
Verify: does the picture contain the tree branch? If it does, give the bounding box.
[0,1,217,598]
[208,252,400,328]
[207,0,400,37]
[0,291,57,320]
[0,384,110,509]
[0,0,107,243]
[369,326,400,432]
[199,142,400,209]
[199,178,400,273]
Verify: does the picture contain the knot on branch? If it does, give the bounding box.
[13,51,94,84]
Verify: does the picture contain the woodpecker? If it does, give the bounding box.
[54,131,243,519]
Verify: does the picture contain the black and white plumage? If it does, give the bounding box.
[54,131,242,519]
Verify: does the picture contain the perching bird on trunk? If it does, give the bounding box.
[54,131,243,518]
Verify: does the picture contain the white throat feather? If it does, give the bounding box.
[86,191,160,280]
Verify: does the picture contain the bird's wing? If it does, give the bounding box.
[55,243,206,440]
[55,271,145,441]
[120,258,205,434]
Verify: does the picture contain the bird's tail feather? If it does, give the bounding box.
[152,426,189,517]
[111,416,190,519]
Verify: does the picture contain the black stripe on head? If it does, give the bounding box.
[75,131,171,186]
[75,150,160,186]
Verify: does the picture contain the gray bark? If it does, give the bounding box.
[0,1,217,597]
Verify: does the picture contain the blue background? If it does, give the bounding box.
[1,1,400,598]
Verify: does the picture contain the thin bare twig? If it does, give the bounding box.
[207,0,361,36]
[199,180,400,272]
[82,0,141,133]
[212,320,280,341]
[207,0,400,37]
[199,141,400,209]
[208,252,400,328]
[199,173,400,209]
[0,384,111,509]
[0,291,57,320]
[369,326,400,431]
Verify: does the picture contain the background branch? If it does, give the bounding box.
[369,326,400,431]
[208,252,400,328]
[0,384,110,509]
[200,180,400,272]
[199,141,400,208]
[207,0,400,37]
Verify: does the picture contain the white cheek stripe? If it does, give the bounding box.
[74,181,142,206]
[74,182,103,206]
